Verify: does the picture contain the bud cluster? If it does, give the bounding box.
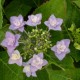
[22,29,52,58]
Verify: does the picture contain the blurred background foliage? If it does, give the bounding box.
[0,0,80,80]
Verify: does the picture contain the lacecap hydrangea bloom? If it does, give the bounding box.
[8,50,22,66]
[9,15,25,32]
[26,13,42,26]
[44,14,63,31]
[0,13,71,78]
[1,32,20,55]
[51,39,70,60]
[23,53,48,77]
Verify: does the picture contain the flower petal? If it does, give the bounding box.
[38,53,43,59]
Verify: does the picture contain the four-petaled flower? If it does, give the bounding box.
[44,14,63,31]
[8,50,22,66]
[1,32,20,55]
[51,39,70,60]
[26,13,42,26]
[9,15,25,32]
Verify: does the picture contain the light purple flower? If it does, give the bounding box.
[23,63,37,77]
[23,53,48,77]
[26,13,42,26]
[51,39,70,60]
[1,32,20,56]
[44,14,63,31]
[28,53,48,70]
[9,14,25,32]
[8,50,22,66]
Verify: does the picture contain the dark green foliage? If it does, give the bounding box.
[0,0,3,29]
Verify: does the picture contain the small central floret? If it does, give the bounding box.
[13,19,21,27]
[31,55,43,68]
[50,19,57,27]
[11,53,20,60]
[31,16,38,23]
[7,38,14,46]
[56,42,66,54]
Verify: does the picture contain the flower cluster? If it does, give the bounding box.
[1,13,70,77]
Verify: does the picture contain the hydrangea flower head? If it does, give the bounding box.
[8,50,22,66]
[26,13,42,26]
[1,32,20,55]
[44,14,63,31]
[9,15,25,32]
[51,39,70,60]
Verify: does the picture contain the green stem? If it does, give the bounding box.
[64,25,73,42]
[36,26,38,30]
[24,30,28,35]
[19,42,24,44]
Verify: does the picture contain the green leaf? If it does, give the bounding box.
[37,69,49,80]
[55,55,74,69]
[66,0,80,28]
[1,0,5,5]
[73,0,80,8]
[5,0,31,19]
[0,51,25,80]
[34,0,66,18]
[0,0,3,29]
[0,30,5,42]
[47,68,80,80]
[45,50,74,71]
[0,24,9,43]
[70,44,80,62]
[22,0,45,8]
[26,69,49,80]
[51,54,74,69]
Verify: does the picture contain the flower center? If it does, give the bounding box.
[7,38,14,46]
[13,19,21,27]
[50,19,57,27]
[31,56,43,67]
[24,65,31,72]
[57,42,66,54]
[11,53,20,60]
[31,16,38,23]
